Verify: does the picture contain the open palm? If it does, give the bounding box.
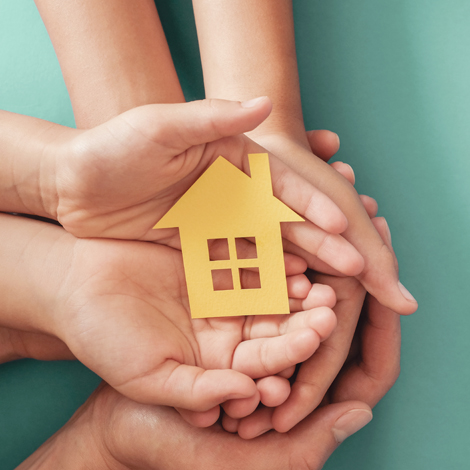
[55,232,336,419]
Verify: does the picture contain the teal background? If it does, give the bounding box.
[0,0,468,468]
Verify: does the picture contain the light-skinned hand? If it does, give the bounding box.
[36,98,365,277]
[0,214,337,426]
[249,129,418,315]
[17,380,374,470]
[225,217,401,438]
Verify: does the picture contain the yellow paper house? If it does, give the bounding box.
[154,153,304,318]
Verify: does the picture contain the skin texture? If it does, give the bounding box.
[225,213,401,438]
[0,213,340,424]
[0,98,364,279]
[34,0,185,127]
[192,0,418,315]
[4,3,407,465]
[16,264,400,470]
[16,383,372,470]
[2,132,399,468]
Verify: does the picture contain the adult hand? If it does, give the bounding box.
[44,98,364,276]
[250,130,417,315]
[17,381,372,470]
[224,140,401,437]
[226,218,401,438]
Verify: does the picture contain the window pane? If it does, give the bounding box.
[211,269,234,291]
[208,238,230,260]
[239,267,261,289]
[235,237,257,259]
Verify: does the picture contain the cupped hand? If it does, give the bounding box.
[17,380,372,470]
[223,152,401,438]
[43,221,337,423]
[227,217,402,439]
[249,129,418,315]
[50,98,364,277]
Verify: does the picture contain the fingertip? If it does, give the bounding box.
[257,376,291,407]
[223,390,260,419]
[332,407,373,444]
[222,413,240,433]
[177,406,220,428]
[277,365,296,379]
[222,376,258,401]
[331,161,355,185]
[359,194,379,218]
[237,407,274,440]
[240,95,272,110]
[284,252,308,276]
[303,283,337,310]
[397,282,418,314]
[286,328,321,363]
[358,274,418,316]
[239,96,272,127]
[330,211,349,234]
[319,234,365,276]
[306,129,340,161]
[306,306,337,341]
[195,97,272,141]
[286,274,311,299]
[304,193,349,235]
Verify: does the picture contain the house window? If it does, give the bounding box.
[211,269,234,291]
[208,237,261,291]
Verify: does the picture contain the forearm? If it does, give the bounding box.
[35,0,185,128]
[0,213,74,335]
[0,111,73,217]
[193,0,307,145]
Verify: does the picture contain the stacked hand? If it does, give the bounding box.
[1,212,339,427]
[1,98,408,470]
[249,128,417,315]
[40,98,364,277]
[15,269,400,470]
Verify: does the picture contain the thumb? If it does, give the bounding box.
[117,360,258,412]
[288,401,373,468]
[117,97,272,153]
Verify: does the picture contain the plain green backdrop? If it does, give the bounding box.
[0,1,469,468]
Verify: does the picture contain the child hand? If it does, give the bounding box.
[62,237,336,424]
[0,215,336,424]
[46,98,363,277]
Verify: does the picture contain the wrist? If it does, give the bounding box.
[0,111,70,219]
[16,391,114,470]
[0,214,76,337]
[38,126,78,221]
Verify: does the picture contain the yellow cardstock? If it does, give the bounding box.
[154,153,304,319]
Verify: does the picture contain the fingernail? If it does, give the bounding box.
[343,163,355,184]
[383,219,392,245]
[241,96,267,108]
[334,133,340,147]
[398,281,416,303]
[332,409,372,443]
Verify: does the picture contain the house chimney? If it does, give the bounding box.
[248,153,273,196]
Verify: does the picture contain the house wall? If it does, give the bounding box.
[180,226,290,318]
